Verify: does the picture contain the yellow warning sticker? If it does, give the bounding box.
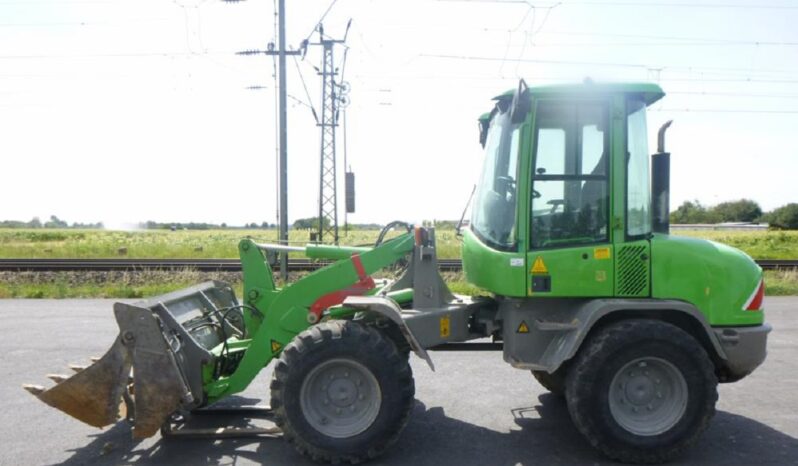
[440,315,450,338]
[594,247,611,260]
[517,321,530,334]
[270,340,283,353]
[531,256,548,274]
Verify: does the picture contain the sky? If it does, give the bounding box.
[0,0,796,228]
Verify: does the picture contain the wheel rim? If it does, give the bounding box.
[609,357,688,436]
[299,358,382,438]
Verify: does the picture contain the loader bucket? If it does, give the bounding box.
[24,281,240,439]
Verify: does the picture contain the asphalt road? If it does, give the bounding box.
[1,298,796,466]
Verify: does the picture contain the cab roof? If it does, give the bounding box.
[495,81,665,107]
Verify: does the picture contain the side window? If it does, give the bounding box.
[530,101,609,249]
[627,100,651,237]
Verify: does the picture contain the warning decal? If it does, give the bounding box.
[594,247,611,260]
[531,256,548,274]
[440,315,451,338]
[270,340,283,353]
[517,321,530,334]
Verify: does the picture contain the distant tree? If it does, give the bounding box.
[670,200,721,224]
[292,217,330,230]
[261,221,271,229]
[766,204,798,230]
[348,223,383,230]
[71,221,103,229]
[713,199,763,223]
[293,217,312,229]
[44,215,68,228]
[220,222,227,228]
[29,217,42,228]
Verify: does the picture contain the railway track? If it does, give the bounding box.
[0,258,793,272]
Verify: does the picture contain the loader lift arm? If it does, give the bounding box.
[204,233,416,402]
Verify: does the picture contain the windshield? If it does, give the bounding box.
[471,109,521,250]
[626,100,651,237]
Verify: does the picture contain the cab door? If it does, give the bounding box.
[526,99,614,297]
[613,98,653,298]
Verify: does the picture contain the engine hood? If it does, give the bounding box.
[650,234,764,326]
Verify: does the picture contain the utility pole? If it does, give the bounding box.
[310,22,350,244]
[276,0,289,280]
[237,0,305,281]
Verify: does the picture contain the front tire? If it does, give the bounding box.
[565,319,718,464]
[270,320,415,463]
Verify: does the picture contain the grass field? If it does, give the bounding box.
[0,228,796,298]
[0,228,461,260]
[2,228,798,260]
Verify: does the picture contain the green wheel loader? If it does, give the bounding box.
[25,81,770,464]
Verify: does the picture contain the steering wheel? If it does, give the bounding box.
[547,199,565,213]
[496,176,516,204]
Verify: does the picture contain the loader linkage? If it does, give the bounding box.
[24,228,425,440]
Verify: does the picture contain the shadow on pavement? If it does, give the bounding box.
[59,394,798,466]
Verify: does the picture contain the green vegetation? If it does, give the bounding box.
[670,199,758,224]
[764,203,798,230]
[0,228,461,260]
[675,230,798,259]
[670,199,798,229]
[0,228,796,297]
[0,270,481,300]
[0,269,221,299]
[764,270,798,296]
[2,227,797,260]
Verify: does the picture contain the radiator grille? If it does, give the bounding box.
[616,245,649,296]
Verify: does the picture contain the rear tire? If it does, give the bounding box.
[532,369,566,397]
[270,320,415,463]
[565,319,717,464]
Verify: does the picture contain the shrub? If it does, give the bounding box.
[767,204,798,230]
[713,199,763,223]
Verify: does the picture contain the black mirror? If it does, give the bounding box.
[510,79,531,124]
[478,117,490,148]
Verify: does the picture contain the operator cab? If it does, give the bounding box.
[465,81,665,298]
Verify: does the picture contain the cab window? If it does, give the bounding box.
[471,108,522,250]
[530,101,609,249]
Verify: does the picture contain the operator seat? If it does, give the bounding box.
[581,152,607,211]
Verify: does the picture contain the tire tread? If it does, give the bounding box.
[270,320,415,464]
[565,319,718,464]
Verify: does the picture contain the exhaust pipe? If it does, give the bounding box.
[652,120,673,234]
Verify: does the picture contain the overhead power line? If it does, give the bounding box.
[652,108,798,114]
[421,53,798,79]
[668,91,798,99]
[0,50,235,59]
[291,55,319,122]
[438,0,798,9]
[304,0,340,42]
[564,1,798,9]
[513,41,798,47]
[542,30,798,46]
